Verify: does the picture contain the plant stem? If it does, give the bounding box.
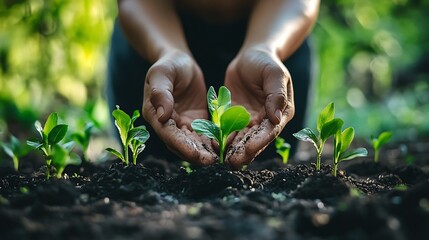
[132,151,137,165]
[124,146,129,165]
[13,156,19,172]
[333,162,338,177]
[316,151,321,171]
[374,150,379,163]
[219,139,225,164]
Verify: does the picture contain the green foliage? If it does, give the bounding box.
[71,122,94,161]
[106,106,150,165]
[1,135,32,171]
[371,131,392,163]
[293,102,344,171]
[27,112,81,179]
[192,86,250,163]
[275,137,291,164]
[332,127,368,176]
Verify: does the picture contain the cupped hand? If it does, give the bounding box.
[142,51,218,165]
[224,45,295,169]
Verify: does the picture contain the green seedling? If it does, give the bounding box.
[371,131,392,163]
[71,122,94,161]
[332,127,368,176]
[1,135,32,171]
[191,86,250,163]
[27,112,81,179]
[275,137,291,164]
[106,106,150,165]
[293,102,344,171]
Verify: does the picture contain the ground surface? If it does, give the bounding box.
[1,140,429,240]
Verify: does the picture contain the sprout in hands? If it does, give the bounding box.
[191,86,250,164]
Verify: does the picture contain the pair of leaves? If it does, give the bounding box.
[207,86,231,126]
[51,142,81,170]
[334,127,367,163]
[275,137,291,164]
[294,103,344,150]
[371,131,393,151]
[192,86,250,143]
[107,106,150,164]
[27,112,68,150]
[113,107,149,146]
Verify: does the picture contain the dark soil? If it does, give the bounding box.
[1,140,429,240]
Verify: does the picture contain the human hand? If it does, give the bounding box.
[224,45,295,169]
[142,51,218,165]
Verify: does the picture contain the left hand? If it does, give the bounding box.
[224,45,295,169]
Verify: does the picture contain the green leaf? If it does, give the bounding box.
[340,127,355,153]
[35,121,44,138]
[2,144,15,159]
[293,128,319,146]
[320,118,343,142]
[48,124,68,145]
[207,86,217,115]
[218,86,231,110]
[374,131,393,150]
[106,147,125,161]
[275,137,286,149]
[191,119,220,142]
[220,106,250,138]
[112,107,131,146]
[62,141,75,151]
[131,110,140,126]
[44,112,58,135]
[66,152,82,166]
[317,102,335,133]
[127,126,150,144]
[27,139,43,149]
[339,147,368,161]
[51,144,68,168]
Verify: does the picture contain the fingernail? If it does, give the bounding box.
[156,106,164,119]
[275,109,282,123]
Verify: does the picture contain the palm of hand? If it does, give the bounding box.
[224,48,295,169]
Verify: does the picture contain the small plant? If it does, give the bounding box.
[371,131,392,163]
[293,102,344,171]
[191,86,250,163]
[1,135,32,171]
[275,137,291,164]
[106,106,150,165]
[332,127,368,176]
[71,122,94,161]
[27,112,81,179]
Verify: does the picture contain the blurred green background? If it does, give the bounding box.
[1,0,428,161]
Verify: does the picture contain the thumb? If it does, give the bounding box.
[145,65,175,123]
[263,66,291,125]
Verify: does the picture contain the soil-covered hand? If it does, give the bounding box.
[224,46,295,169]
[142,51,218,165]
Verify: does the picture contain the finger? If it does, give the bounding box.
[225,119,283,169]
[155,119,218,166]
[263,65,292,125]
[145,64,175,123]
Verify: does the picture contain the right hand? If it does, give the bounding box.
[142,51,218,166]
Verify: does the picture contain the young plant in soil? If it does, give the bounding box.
[106,106,150,165]
[71,122,94,161]
[27,112,81,179]
[1,135,31,171]
[293,102,344,171]
[332,127,368,176]
[371,131,392,163]
[275,137,291,164]
[191,86,250,163]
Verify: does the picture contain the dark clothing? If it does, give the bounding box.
[106,12,315,162]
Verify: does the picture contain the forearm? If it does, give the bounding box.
[117,0,190,62]
[242,0,320,60]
